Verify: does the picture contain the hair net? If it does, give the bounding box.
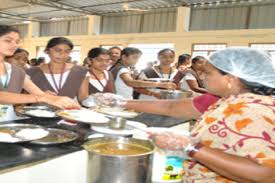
[209,47,275,88]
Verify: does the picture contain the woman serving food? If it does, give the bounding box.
[94,47,275,182]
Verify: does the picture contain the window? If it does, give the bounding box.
[192,44,227,57]
[36,46,81,64]
[128,43,174,71]
[250,43,275,61]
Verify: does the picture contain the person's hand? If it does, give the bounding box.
[159,82,177,90]
[38,94,80,109]
[45,90,57,96]
[151,131,191,151]
[94,93,127,107]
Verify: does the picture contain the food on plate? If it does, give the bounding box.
[0,128,15,135]
[57,109,109,123]
[94,107,139,118]
[0,128,48,142]
[25,109,56,118]
[32,129,78,144]
[0,132,20,142]
[15,128,49,140]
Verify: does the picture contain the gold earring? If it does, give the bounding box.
[227,82,232,89]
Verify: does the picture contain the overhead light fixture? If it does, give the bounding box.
[22,20,31,24]
[50,17,65,21]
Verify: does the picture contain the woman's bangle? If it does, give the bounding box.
[185,142,204,158]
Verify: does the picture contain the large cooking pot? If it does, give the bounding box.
[83,137,155,183]
[159,89,193,99]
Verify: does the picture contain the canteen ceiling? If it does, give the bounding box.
[0,0,273,24]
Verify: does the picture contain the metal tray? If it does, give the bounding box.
[0,123,48,143]
[31,128,79,145]
[16,105,58,118]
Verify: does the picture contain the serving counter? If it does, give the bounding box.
[0,113,187,183]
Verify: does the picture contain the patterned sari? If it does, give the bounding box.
[183,93,275,183]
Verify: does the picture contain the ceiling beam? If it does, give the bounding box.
[9,0,95,16]
[76,0,188,14]
[0,5,30,11]
[45,0,98,14]
[77,0,148,9]
[0,11,42,22]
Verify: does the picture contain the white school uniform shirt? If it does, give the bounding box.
[115,67,133,99]
[44,71,70,93]
[44,71,79,101]
[88,70,109,92]
[179,72,196,91]
[179,72,201,97]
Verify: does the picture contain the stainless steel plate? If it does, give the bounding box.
[16,105,58,118]
[0,123,48,143]
[31,128,79,145]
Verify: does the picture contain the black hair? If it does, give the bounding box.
[82,57,90,67]
[216,67,274,96]
[216,68,228,75]
[5,48,29,60]
[29,58,37,65]
[177,54,191,68]
[88,47,109,59]
[240,79,274,96]
[192,56,206,64]
[33,57,45,66]
[0,25,20,37]
[14,48,29,55]
[109,46,121,51]
[158,48,175,57]
[121,47,142,57]
[45,37,73,51]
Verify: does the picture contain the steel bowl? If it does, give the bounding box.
[108,117,127,130]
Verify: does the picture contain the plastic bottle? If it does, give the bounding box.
[152,147,185,183]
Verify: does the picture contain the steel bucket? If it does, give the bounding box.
[83,137,155,183]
